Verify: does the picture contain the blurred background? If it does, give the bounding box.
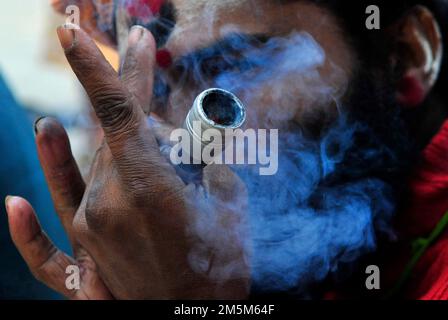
[0,0,119,170]
[0,0,118,299]
[0,0,446,300]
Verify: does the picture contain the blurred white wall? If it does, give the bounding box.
[0,0,84,115]
[0,0,123,172]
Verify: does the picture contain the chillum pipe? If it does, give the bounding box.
[184,88,246,163]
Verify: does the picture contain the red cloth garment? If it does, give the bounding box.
[410,237,448,299]
[396,119,448,299]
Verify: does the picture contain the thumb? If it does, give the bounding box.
[5,196,79,298]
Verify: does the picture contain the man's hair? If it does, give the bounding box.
[324,0,448,148]
[278,1,447,99]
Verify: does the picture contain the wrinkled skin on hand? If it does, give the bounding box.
[5,21,250,299]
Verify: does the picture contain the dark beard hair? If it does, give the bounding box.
[328,63,414,191]
[242,61,414,298]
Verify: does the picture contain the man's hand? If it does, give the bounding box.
[5,25,249,299]
[5,122,113,299]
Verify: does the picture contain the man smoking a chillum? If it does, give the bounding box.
[5,0,448,299]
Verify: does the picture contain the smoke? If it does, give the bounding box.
[235,118,398,296]
[182,114,403,297]
[166,32,408,296]
[171,31,343,128]
[170,30,407,296]
[111,1,411,297]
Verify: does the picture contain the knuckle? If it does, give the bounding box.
[81,191,124,233]
[125,176,153,206]
[128,178,185,210]
[31,247,58,283]
[84,199,109,232]
[91,88,138,134]
[72,208,96,248]
[122,50,139,75]
[67,49,94,69]
[81,184,110,232]
[72,211,86,239]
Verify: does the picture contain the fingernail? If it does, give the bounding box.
[128,25,145,46]
[57,24,76,50]
[34,116,46,135]
[5,196,13,211]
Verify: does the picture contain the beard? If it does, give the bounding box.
[230,64,413,298]
[148,28,413,297]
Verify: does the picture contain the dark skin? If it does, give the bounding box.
[6,25,249,299]
[5,1,443,299]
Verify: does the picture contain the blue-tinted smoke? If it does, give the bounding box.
[172,31,346,128]
[233,117,396,295]
[176,30,402,296]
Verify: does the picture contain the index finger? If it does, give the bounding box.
[57,25,160,160]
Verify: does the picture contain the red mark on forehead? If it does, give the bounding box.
[156,49,173,69]
[147,0,164,14]
[126,0,164,18]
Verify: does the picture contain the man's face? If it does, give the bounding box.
[144,2,407,294]
[148,0,357,132]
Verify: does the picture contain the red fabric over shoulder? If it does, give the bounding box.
[400,120,448,299]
